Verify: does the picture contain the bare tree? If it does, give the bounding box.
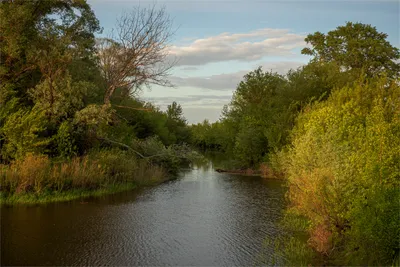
[97,5,176,105]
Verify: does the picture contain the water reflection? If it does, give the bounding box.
[1,160,285,266]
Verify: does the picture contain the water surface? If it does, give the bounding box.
[1,162,285,266]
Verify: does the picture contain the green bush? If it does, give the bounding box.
[281,76,400,265]
[56,120,78,158]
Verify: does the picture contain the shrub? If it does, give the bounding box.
[281,76,400,265]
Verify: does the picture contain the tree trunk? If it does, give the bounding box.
[103,85,115,105]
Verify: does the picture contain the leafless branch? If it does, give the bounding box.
[96,4,177,105]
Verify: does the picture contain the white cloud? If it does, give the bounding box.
[169,28,306,66]
[142,61,306,123]
[169,72,247,91]
[169,61,305,90]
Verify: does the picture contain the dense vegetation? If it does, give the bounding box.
[1,0,399,264]
[0,0,195,203]
[281,76,399,265]
[191,22,400,265]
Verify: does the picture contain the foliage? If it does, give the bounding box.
[0,106,50,160]
[129,136,203,174]
[301,22,400,78]
[188,22,400,265]
[281,76,400,265]
[191,22,399,173]
[2,3,399,264]
[165,101,191,144]
[0,0,101,106]
[0,0,191,161]
[190,63,347,168]
[55,120,78,158]
[0,0,194,205]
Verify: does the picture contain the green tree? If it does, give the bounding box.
[165,102,190,144]
[166,101,185,124]
[222,67,288,166]
[0,0,101,159]
[0,106,50,160]
[0,0,101,105]
[301,22,400,78]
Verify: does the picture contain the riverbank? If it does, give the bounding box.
[215,163,283,178]
[0,183,138,205]
[215,168,261,176]
[0,151,174,205]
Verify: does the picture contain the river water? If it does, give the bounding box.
[1,161,285,266]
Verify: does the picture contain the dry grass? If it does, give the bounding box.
[0,150,167,199]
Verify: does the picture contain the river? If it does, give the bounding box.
[1,160,285,266]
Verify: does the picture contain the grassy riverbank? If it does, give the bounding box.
[0,183,138,205]
[0,150,172,205]
[213,159,282,178]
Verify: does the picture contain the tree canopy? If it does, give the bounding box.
[0,0,187,162]
[301,22,400,78]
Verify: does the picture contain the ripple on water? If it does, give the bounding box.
[1,167,285,266]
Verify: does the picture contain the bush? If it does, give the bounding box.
[281,76,400,265]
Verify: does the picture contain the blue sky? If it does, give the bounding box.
[88,0,399,123]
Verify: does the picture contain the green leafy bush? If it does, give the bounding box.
[282,76,400,265]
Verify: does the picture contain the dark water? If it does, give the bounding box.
[1,162,285,266]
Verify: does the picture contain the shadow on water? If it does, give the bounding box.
[1,156,286,266]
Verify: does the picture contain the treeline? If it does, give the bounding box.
[190,22,400,265]
[0,1,194,203]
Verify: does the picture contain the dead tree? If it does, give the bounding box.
[97,5,176,105]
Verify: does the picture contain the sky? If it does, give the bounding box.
[88,0,400,124]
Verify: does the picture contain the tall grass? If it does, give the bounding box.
[0,149,167,204]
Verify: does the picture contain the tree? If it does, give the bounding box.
[227,67,288,151]
[301,22,400,78]
[165,101,190,144]
[166,101,185,123]
[0,0,101,106]
[97,5,176,105]
[0,0,101,159]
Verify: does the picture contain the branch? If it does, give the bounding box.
[97,137,167,159]
[97,137,146,158]
[96,4,176,105]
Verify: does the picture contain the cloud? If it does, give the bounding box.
[169,28,306,66]
[144,94,232,108]
[169,61,305,90]
[169,72,247,91]
[180,66,199,71]
[142,61,305,123]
